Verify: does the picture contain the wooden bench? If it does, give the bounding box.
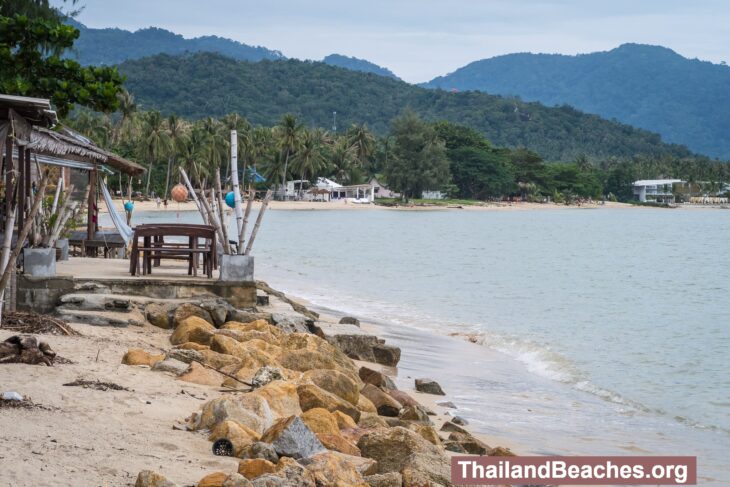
[130,224,216,278]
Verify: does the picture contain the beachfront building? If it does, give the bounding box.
[421,190,446,200]
[368,177,400,199]
[631,179,684,203]
[283,177,376,203]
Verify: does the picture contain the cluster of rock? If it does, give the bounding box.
[126,301,510,487]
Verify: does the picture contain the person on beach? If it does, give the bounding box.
[155,196,161,208]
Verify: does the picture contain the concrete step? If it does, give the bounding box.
[58,292,189,312]
[55,307,145,327]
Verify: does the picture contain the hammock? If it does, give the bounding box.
[100,179,133,244]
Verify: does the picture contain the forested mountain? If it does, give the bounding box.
[322,54,399,79]
[67,20,284,65]
[118,52,695,162]
[425,44,730,159]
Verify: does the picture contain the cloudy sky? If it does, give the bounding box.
[61,0,730,83]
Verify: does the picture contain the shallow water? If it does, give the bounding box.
[121,207,730,483]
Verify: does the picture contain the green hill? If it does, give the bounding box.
[322,54,400,79]
[118,52,695,162]
[68,20,283,65]
[425,44,730,159]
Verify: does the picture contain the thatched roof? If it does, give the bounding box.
[0,94,57,127]
[31,126,145,176]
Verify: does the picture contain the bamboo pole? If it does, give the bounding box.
[50,168,64,215]
[198,187,226,249]
[215,169,231,254]
[239,187,254,253]
[180,168,207,224]
[229,130,244,246]
[244,189,272,255]
[43,184,75,247]
[0,198,17,321]
[0,170,50,296]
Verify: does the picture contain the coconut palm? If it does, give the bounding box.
[164,114,187,198]
[293,129,330,198]
[273,114,303,199]
[138,110,171,195]
[114,89,137,144]
[330,137,356,184]
[347,123,375,168]
[199,117,227,184]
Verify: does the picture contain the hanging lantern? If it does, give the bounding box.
[171,184,189,203]
[123,201,134,213]
[225,191,236,209]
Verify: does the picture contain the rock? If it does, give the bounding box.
[217,329,281,347]
[199,298,233,327]
[177,342,210,351]
[209,420,261,457]
[271,312,311,334]
[194,394,275,435]
[443,441,468,453]
[436,401,457,409]
[152,358,189,375]
[356,394,377,414]
[339,316,360,327]
[409,424,441,446]
[122,348,165,367]
[222,473,253,487]
[384,390,419,408]
[135,470,177,487]
[239,441,279,463]
[222,319,281,336]
[329,452,377,476]
[301,408,340,436]
[279,333,359,379]
[360,384,402,417]
[167,348,205,364]
[371,345,401,367]
[225,310,273,325]
[251,366,284,389]
[356,427,443,476]
[197,472,228,487]
[325,334,380,362]
[170,316,216,346]
[199,349,243,370]
[298,384,361,422]
[447,431,489,455]
[398,405,431,423]
[259,416,325,459]
[450,415,468,426]
[489,446,516,456]
[177,361,224,386]
[358,367,397,391]
[333,410,358,430]
[252,380,302,418]
[300,451,367,486]
[210,336,275,371]
[414,378,445,395]
[439,421,468,435]
[400,451,452,487]
[357,413,389,429]
[173,303,214,327]
[341,427,378,445]
[146,303,171,329]
[250,456,315,487]
[364,472,402,487]
[316,433,361,456]
[238,459,276,480]
[278,349,336,374]
[301,368,360,406]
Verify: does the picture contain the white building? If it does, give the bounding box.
[284,177,375,203]
[632,179,684,203]
[421,190,445,200]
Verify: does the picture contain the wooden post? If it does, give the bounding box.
[17,146,25,233]
[4,136,13,222]
[215,169,231,254]
[230,130,244,246]
[87,169,96,253]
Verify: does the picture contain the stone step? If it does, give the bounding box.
[57,292,189,312]
[55,307,145,327]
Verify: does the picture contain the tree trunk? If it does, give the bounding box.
[164,155,173,199]
[280,150,290,201]
[145,160,154,196]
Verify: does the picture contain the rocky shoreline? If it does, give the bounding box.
[1,281,514,487]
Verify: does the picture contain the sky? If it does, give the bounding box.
[59,0,730,83]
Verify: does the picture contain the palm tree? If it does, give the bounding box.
[199,117,227,185]
[179,127,207,186]
[114,89,137,144]
[138,110,171,195]
[273,114,303,200]
[347,123,375,169]
[293,129,330,198]
[164,114,187,198]
[330,138,356,184]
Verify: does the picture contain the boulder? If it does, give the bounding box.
[356,427,443,475]
[167,348,205,364]
[221,474,252,487]
[145,303,171,329]
[259,416,325,459]
[297,384,361,422]
[177,361,224,387]
[329,452,377,476]
[271,312,311,334]
[300,451,367,487]
[398,405,431,423]
[198,472,247,487]
[175,342,210,352]
[199,298,233,327]
[489,446,516,456]
[301,368,360,405]
[384,390,419,408]
[208,420,261,457]
[279,333,359,379]
[357,413,389,429]
[450,415,468,426]
[408,424,441,446]
[371,345,400,367]
[358,367,397,391]
[439,421,468,435]
[333,411,358,430]
[135,470,177,487]
[278,349,336,373]
[250,456,315,487]
[447,431,489,455]
[341,427,379,446]
[238,459,276,480]
[173,303,214,327]
[251,380,302,418]
[414,378,445,395]
[316,433,361,456]
[251,366,284,389]
[222,319,282,337]
[170,316,216,346]
[364,472,402,487]
[301,408,340,436]
[360,384,402,417]
[210,336,275,368]
[443,441,468,454]
[218,329,280,347]
[356,395,377,414]
[400,451,452,487]
[152,358,188,375]
[194,394,275,435]
[436,401,457,409]
[199,349,242,370]
[122,348,165,367]
[239,441,279,463]
[339,316,361,327]
[226,310,273,325]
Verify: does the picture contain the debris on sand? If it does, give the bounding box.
[0,335,58,366]
[1,311,79,336]
[0,393,53,411]
[62,379,131,392]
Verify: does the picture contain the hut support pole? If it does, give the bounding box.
[4,136,13,225]
[87,169,97,254]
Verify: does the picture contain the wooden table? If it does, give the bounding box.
[129,224,217,277]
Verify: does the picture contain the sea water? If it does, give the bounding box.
[123,207,730,483]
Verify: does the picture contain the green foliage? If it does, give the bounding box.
[425,43,730,159]
[0,13,123,116]
[322,54,399,79]
[117,52,696,162]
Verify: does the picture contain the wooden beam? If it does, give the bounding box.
[17,145,24,232]
[4,136,13,223]
[87,169,96,252]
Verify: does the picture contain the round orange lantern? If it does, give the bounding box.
[170,184,189,203]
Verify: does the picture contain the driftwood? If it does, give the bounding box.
[244,189,272,255]
[239,188,254,254]
[1,310,78,336]
[215,169,231,254]
[0,335,57,366]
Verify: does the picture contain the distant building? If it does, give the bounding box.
[283,177,375,203]
[632,179,684,203]
[368,177,400,199]
[421,190,445,200]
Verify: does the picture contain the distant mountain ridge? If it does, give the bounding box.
[118,52,695,162]
[67,20,284,65]
[322,54,400,79]
[425,44,730,159]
